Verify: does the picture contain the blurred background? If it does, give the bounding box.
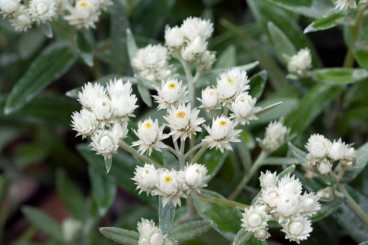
[1,0,367,244]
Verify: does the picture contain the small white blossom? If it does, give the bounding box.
[276,193,300,218]
[91,97,112,121]
[137,219,164,245]
[198,87,219,111]
[184,163,208,190]
[259,121,289,152]
[0,0,20,15]
[242,205,270,232]
[110,93,137,119]
[71,109,98,138]
[197,50,216,71]
[334,0,357,11]
[153,169,187,207]
[287,48,312,76]
[317,158,332,175]
[154,78,188,110]
[181,17,213,41]
[260,186,280,208]
[78,82,107,110]
[111,121,128,140]
[165,26,184,48]
[181,36,207,62]
[131,44,173,82]
[64,0,100,29]
[230,93,260,125]
[132,118,168,155]
[106,78,133,99]
[164,104,205,141]
[90,129,119,158]
[28,0,57,23]
[299,193,320,217]
[253,228,270,241]
[305,134,332,159]
[133,164,159,194]
[259,171,277,189]
[203,116,241,152]
[216,68,249,103]
[282,216,313,244]
[10,6,32,32]
[341,146,356,166]
[277,174,302,197]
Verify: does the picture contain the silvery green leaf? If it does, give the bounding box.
[255,101,283,117]
[40,22,53,38]
[137,84,152,107]
[267,21,296,62]
[168,220,212,241]
[126,28,138,61]
[159,197,176,235]
[99,227,139,245]
[277,164,296,180]
[288,142,308,167]
[232,228,252,245]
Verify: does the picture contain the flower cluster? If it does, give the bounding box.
[137,219,177,245]
[287,48,312,77]
[258,121,289,153]
[305,134,356,175]
[133,163,208,207]
[72,79,137,164]
[165,17,216,71]
[241,171,320,243]
[0,0,111,32]
[334,0,357,11]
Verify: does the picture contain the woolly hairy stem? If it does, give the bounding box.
[190,145,208,164]
[184,142,206,159]
[118,141,160,168]
[228,151,268,200]
[196,193,249,210]
[179,139,186,169]
[180,60,195,107]
[330,172,368,226]
[163,144,180,158]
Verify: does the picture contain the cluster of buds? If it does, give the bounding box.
[305,134,356,175]
[0,0,111,32]
[287,48,312,77]
[133,163,208,207]
[258,121,289,153]
[71,79,137,166]
[137,219,176,245]
[241,171,320,243]
[165,17,216,71]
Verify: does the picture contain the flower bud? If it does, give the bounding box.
[259,171,277,189]
[317,159,332,175]
[133,164,158,194]
[305,134,331,159]
[184,163,208,190]
[0,0,20,14]
[199,87,218,110]
[253,228,270,241]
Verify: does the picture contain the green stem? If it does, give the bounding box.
[330,172,368,226]
[119,141,160,168]
[190,145,208,164]
[196,193,249,210]
[181,60,195,107]
[179,139,186,169]
[228,151,268,200]
[184,142,206,159]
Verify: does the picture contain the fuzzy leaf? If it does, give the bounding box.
[99,227,139,245]
[267,21,296,61]
[277,164,296,179]
[199,148,229,182]
[137,84,152,107]
[312,68,368,85]
[311,198,344,222]
[341,142,368,183]
[304,12,344,33]
[249,70,267,99]
[215,45,236,69]
[126,28,138,61]
[159,197,176,235]
[77,30,94,67]
[354,47,368,72]
[233,228,252,245]
[288,142,308,167]
[255,101,283,117]
[168,220,212,241]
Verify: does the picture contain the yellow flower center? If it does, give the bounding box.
[227,77,234,84]
[195,168,201,174]
[79,1,88,7]
[144,122,152,129]
[168,82,177,89]
[176,110,187,119]
[102,102,107,106]
[164,175,173,184]
[219,120,228,127]
[240,98,246,102]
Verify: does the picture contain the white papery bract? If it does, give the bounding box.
[154,78,188,110]
[282,216,313,244]
[132,118,167,155]
[305,134,332,159]
[181,36,207,62]
[216,68,249,103]
[259,171,277,189]
[10,6,32,31]
[253,228,270,241]
[242,205,270,232]
[181,17,213,41]
[110,93,137,119]
[71,109,98,138]
[259,121,289,152]
[106,78,132,99]
[133,164,159,194]
[137,219,177,245]
[197,50,216,71]
[78,82,107,110]
[203,116,241,152]
[278,174,302,196]
[28,0,56,23]
[230,93,259,125]
[165,26,184,48]
[184,163,208,190]
[299,193,320,217]
[317,158,332,174]
[198,87,219,111]
[165,104,205,140]
[276,193,300,218]
[287,48,312,76]
[91,97,112,121]
[328,138,356,166]
[64,0,100,29]
[260,186,280,208]
[131,44,173,81]
[154,169,187,207]
[0,0,20,15]
[90,129,119,159]
[111,121,128,140]
[334,0,357,11]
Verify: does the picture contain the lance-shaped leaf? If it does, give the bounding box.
[288,142,308,167]
[233,228,252,245]
[311,198,344,222]
[199,148,229,182]
[304,12,344,33]
[255,101,283,117]
[159,197,176,235]
[99,227,139,245]
[267,21,296,62]
[5,41,77,114]
[77,30,94,67]
[312,68,368,85]
[249,70,267,99]
[168,220,212,241]
[137,84,152,107]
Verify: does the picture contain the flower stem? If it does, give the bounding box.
[180,60,195,108]
[228,151,268,200]
[190,145,208,164]
[196,193,249,210]
[119,141,161,168]
[330,172,368,226]
[179,139,186,169]
[184,142,205,159]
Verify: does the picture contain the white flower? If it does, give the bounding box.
[10,6,32,32]
[164,104,205,141]
[305,134,331,159]
[316,187,334,201]
[154,169,187,207]
[259,171,277,189]
[277,174,302,197]
[90,130,118,158]
[198,87,219,111]
[111,121,128,140]
[78,82,107,110]
[154,78,188,110]
[230,93,260,125]
[181,17,213,41]
[106,78,133,99]
[282,216,313,244]
[317,158,332,175]
[276,193,299,218]
[197,50,216,71]
[165,26,184,48]
[260,186,280,208]
[334,0,357,11]
[132,118,168,155]
[328,138,347,161]
[184,163,208,190]
[253,228,270,241]
[97,0,112,10]
[216,68,249,102]
[0,0,20,15]
[341,146,355,166]
[133,164,159,194]
[287,48,312,76]
[131,44,172,82]
[181,36,207,62]
[91,97,112,121]
[28,0,56,23]
[110,94,137,119]
[137,219,165,245]
[64,0,100,29]
[71,109,98,138]
[203,116,241,152]
[299,192,320,217]
[62,218,82,243]
[259,121,289,152]
[242,205,270,232]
